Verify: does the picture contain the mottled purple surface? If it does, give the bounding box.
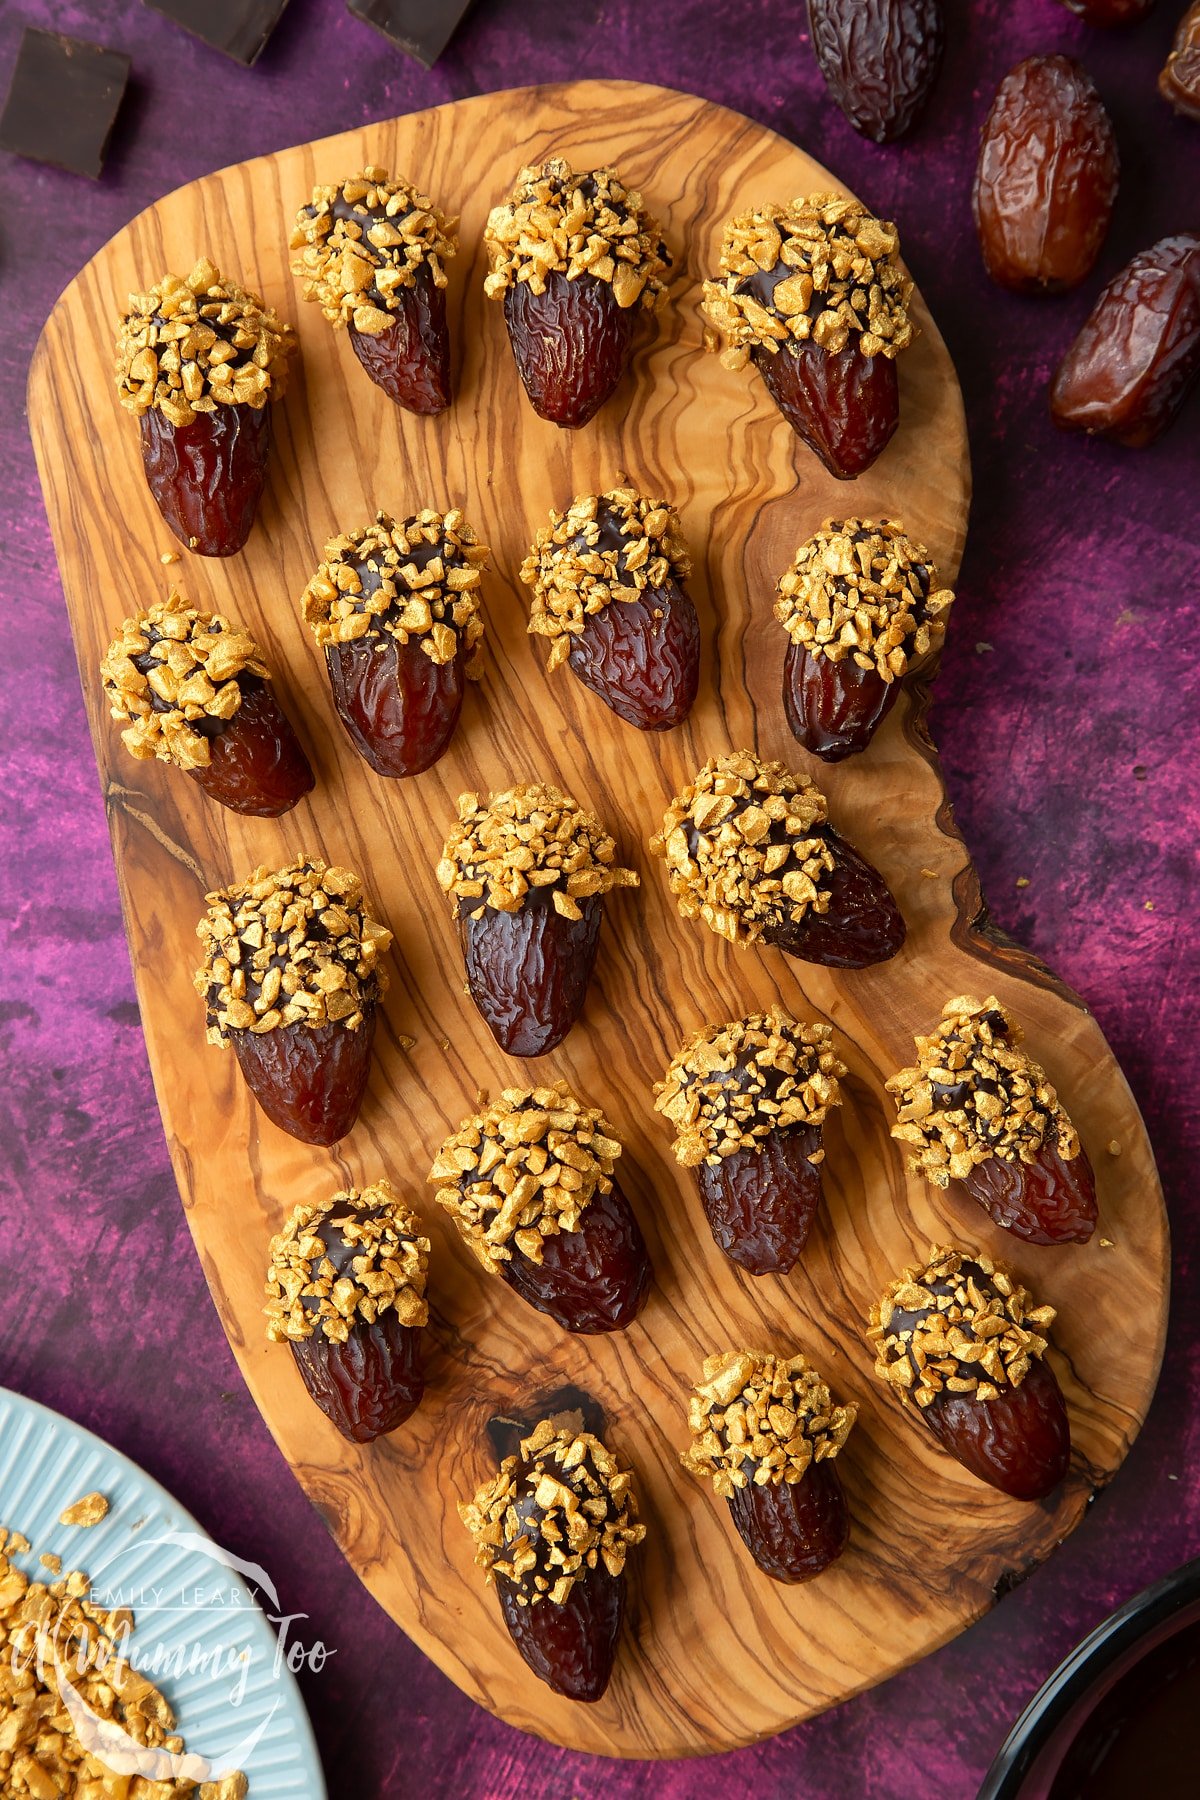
[2,3,1199,1796]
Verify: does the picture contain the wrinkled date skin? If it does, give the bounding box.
[568,580,700,731]
[696,1126,824,1275]
[1050,233,1200,445]
[140,402,271,557]
[1161,2,1200,118]
[727,1461,850,1583]
[292,1313,424,1444]
[500,1180,652,1333]
[923,1357,1072,1500]
[188,677,314,816]
[459,893,603,1057]
[958,1141,1098,1246]
[1058,0,1154,22]
[497,1566,625,1701]
[973,57,1118,294]
[784,639,901,761]
[754,338,898,479]
[503,271,637,428]
[231,1010,377,1145]
[348,268,451,414]
[325,637,465,777]
[807,0,945,142]
[762,829,906,969]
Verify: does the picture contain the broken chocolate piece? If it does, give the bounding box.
[145,0,291,66]
[0,29,129,180]
[346,0,475,69]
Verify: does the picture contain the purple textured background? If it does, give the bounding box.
[2,2,1199,1795]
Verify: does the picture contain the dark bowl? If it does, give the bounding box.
[979,1555,1200,1800]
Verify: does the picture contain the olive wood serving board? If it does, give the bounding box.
[30,80,1168,1759]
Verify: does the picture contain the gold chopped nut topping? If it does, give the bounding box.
[483,157,668,310]
[888,995,1081,1185]
[775,519,955,683]
[656,1012,845,1168]
[437,782,638,919]
[429,1083,621,1271]
[0,1524,246,1796]
[195,856,391,1043]
[101,589,272,772]
[115,256,294,427]
[650,750,834,946]
[459,1415,644,1605]
[302,508,488,668]
[703,194,914,370]
[681,1350,857,1496]
[265,1179,429,1345]
[520,487,691,670]
[868,1244,1056,1407]
[57,1492,108,1530]
[290,166,457,334]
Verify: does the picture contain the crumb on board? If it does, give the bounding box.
[58,1490,109,1528]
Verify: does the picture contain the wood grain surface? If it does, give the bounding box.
[28,80,1168,1758]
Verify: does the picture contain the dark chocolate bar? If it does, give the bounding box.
[0,28,130,180]
[347,0,474,69]
[144,0,291,66]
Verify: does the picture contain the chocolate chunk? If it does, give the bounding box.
[347,0,474,68]
[0,29,130,180]
[145,0,291,66]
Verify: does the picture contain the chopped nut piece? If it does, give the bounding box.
[302,508,488,666]
[430,1082,621,1270]
[520,487,691,669]
[459,1415,644,1604]
[650,749,834,946]
[0,1523,246,1795]
[703,194,913,367]
[681,1350,857,1496]
[656,1012,845,1167]
[887,995,1081,1185]
[265,1179,429,1344]
[115,256,294,427]
[101,588,272,771]
[57,1491,109,1529]
[437,783,638,918]
[483,157,668,309]
[775,519,954,682]
[195,856,391,1043]
[868,1244,1056,1408]
[290,166,458,333]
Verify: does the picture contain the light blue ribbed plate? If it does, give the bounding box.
[0,1387,326,1796]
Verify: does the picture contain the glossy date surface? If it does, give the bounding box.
[695,1126,825,1275]
[567,579,699,732]
[923,1356,1071,1500]
[348,267,451,414]
[503,271,637,428]
[459,893,603,1057]
[727,1461,850,1583]
[754,337,899,479]
[1050,233,1200,445]
[806,0,945,142]
[325,637,465,778]
[231,1010,377,1145]
[189,676,314,816]
[973,56,1118,294]
[500,1179,652,1333]
[139,402,271,557]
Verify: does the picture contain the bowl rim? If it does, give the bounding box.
[978,1554,1200,1799]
